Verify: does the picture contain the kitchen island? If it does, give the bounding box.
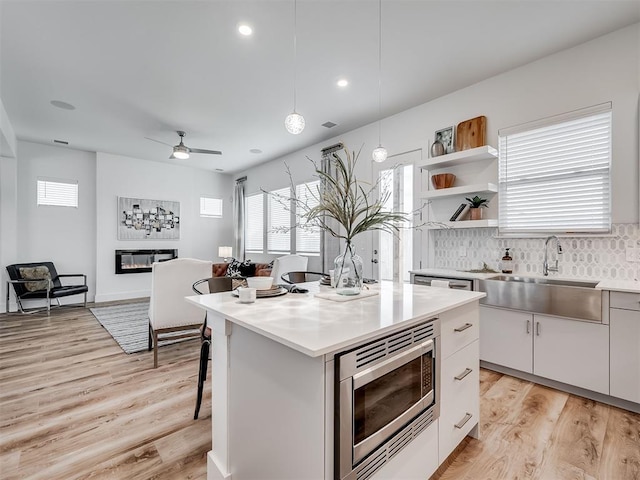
[186,281,485,480]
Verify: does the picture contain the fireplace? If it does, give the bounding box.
[115,249,178,274]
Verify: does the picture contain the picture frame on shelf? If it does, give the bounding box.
[434,126,455,154]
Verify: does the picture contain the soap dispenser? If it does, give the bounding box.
[501,248,513,274]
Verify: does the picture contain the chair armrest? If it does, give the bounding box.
[57,274,87,285]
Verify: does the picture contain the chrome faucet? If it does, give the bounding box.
[543,235,563,276]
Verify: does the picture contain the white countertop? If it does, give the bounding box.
[410,268,500,280]
[186,281,485,358]
[412,268,640,293]
[596,279,640,294]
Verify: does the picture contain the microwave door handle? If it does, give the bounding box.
[352,339,434,390]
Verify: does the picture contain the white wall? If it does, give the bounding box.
[0,97,18,313]
[238,23,640,276]
[15,141,97,304]
[95,152,233,302]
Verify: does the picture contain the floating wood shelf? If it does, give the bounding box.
[420,183,498,199]
[418,145,498,170]
[426,219,498,230]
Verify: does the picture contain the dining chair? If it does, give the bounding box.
[148,257,213,368]
[280,271,326,284]
[191,276,233,420]
[270,255,308,285]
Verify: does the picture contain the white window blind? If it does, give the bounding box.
[37,178,78,207]
[245,193,264,253]
[498,103,611,235]
[268,187,291,254]
[200,196,223,217]
[295,181,320,255]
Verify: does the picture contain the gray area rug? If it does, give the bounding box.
[90,302,151,354]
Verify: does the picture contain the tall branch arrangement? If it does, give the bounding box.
[281,145,411,243]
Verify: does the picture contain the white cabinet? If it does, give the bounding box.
[480,306,532,372]
[418,146,498,229]
[533,314,609,394]
[610,292,640,403]
[439,303,479,463]
[479,306,610,395]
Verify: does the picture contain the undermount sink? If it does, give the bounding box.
[477,275,602,322]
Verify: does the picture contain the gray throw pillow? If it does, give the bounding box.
[19,266,51,292]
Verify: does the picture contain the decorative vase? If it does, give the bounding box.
[430,140,445,157]
[469,207,483,220]
[334,242,363,296]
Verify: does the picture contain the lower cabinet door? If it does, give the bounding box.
[479,306,533,373]
[439,339,479,463]
[533,314,609,394]
[610,308,640,403]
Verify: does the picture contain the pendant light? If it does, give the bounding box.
[372,0,387,163]
[285,0,305,135]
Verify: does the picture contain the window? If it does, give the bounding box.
[295,180,321,255]
[245,193,264,253]
[200,196,223,218]
[37,178,78,207]
[267,187,291,254]
[498,103,611,235]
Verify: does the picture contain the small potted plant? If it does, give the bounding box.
[465,195,489,220]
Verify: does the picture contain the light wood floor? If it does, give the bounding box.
[1,303,639,479]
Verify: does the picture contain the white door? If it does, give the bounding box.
[372,150,421,282]
[479,306,533,373]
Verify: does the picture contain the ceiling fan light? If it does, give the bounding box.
[372,145,388,163]
[285,111,305,134]
[172,145,190,160]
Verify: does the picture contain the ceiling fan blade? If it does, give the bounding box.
[190,148,222,155]
[145,136,173,147]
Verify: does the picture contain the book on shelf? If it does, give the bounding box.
[449,204,469,221]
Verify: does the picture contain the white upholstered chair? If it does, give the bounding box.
[148,257,213,368]
[270,254,308,285]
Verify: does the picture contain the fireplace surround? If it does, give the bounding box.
[115,249,178,274]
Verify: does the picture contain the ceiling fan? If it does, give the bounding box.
[146,131,222,160]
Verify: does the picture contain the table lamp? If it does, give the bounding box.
[218,246,232,262]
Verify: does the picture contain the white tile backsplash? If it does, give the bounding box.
[433,223,640,281]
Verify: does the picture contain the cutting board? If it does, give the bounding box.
[456,116,486,151]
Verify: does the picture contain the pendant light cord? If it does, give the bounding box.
[377,0,382,146]
[293,0,298,112]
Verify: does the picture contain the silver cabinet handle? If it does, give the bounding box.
[536,322,541,336]
[454,412,473,429]
[526,320,531,334]
[454,323,473,333]
[454,368,473,381]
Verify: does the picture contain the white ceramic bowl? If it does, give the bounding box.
[246,276,274,290]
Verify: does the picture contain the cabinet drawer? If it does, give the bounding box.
[439,340,479,463]
[610,291,640,311]
[441,302,479,359]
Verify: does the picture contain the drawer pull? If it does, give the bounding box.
[454,368,473,381]
[454,323,473,333]
[454,412,473,429]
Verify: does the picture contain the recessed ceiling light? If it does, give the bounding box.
[50,100,76,110]
[238,24,253,36]
[249,148,262,154]
[336,79,349,88]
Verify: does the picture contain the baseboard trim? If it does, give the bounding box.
[481,361,640,414]
[94,290,151,303]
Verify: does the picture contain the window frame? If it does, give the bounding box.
[36,177,79,208]
[498,103,612,236]
[199,196,223,218]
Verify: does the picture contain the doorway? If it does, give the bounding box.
[372,150,422,282]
